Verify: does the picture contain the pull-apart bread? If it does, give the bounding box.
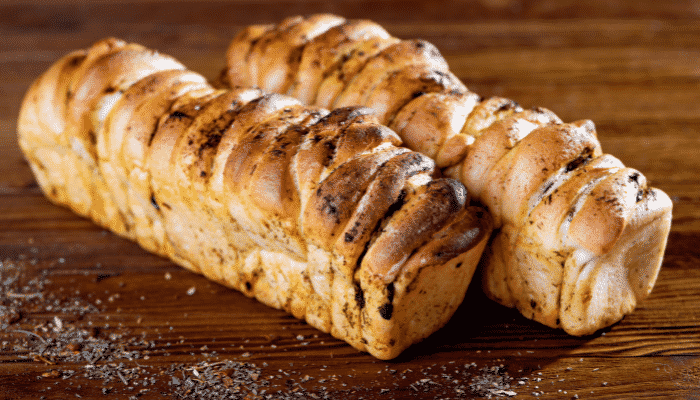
[222,14,673,336]
[17,38,493,360]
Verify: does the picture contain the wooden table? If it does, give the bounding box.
[1,1,699,398]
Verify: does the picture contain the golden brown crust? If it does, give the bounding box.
[390,91,480,167]
[362,178,468,283]
[567,168,646,255]
[302,146,409,252]
[315,36,400,108]
[18,39,492,360]
[249,14,345,93]
[225,24,274,88]
[333,39,450,110]
[364,66,467,125]
[290,19,391,104]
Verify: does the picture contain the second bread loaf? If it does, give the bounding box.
[222,14,673,336]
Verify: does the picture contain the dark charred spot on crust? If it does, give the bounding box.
[198,130,225,157]
[324,140,336,152]
[309,110,326,120]
[249,37,262,48]
[386,282,395,303]
[414,40,426,49]
[69,56,82,67]
[544,193,553,205]
[636,189,645,203]
[88,130,96,145]
[321,194,339,216]
[245,281,252,291]
[556,318,561,326]
[629,172,640,185]
[150,194,159,210]
[270,148,285,157]
[200,171,207,178]
[379,303,393,320]
[455,262,463,269]
[497,100,519,112]
[411,91,426,99]
[285,124,307,137]
[426,179,463,213]
[565,207,576,223]
[581,290,592,305]
[354,284,365,309]
[344,221,361,243]
[382,189,407,222]
[565,148,594,173]
[322,140,337,165]
[353,232,373,274]
[170,110,189,120]
[542,181,555,195]
[530,299,537,309]
[288,47,304,67]
[104,86,116,94]
[648,188,657,201]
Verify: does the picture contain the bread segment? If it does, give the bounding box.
[17,39,492,360]
[224,14,673,335]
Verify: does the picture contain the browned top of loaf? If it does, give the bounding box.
[22,38,491,287]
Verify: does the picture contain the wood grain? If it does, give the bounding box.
[1,1,699,398]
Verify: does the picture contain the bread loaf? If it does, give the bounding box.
[17,38,492,360]
[223,14,673,335]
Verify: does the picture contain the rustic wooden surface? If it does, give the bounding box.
[1,1,700,398]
